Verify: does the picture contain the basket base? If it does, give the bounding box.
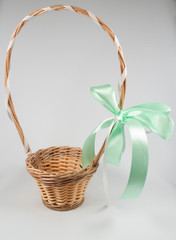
[42,198,85,211]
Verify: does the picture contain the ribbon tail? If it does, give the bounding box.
[107,123,125,166]
[120,118,149,199]
[82,133,96,168]
[102,122,125,204]
[102,119,117,204]
[82,118,115,168]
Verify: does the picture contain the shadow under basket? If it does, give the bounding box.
[26,146,98,211]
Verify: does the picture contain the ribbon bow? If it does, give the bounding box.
[82,84,174,199]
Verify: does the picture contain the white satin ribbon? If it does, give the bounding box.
[22,15,33,21]
[88,11,100,26]
[64,5,75,12]
[42,7,53,12]
[118,67,127,96]
[7,38,15,52]
[102,117,120,205]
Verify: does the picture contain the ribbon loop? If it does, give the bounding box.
[90,84,120,115]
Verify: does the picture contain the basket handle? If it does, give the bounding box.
[5,5,127,155]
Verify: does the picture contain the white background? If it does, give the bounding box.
[0,0,176,239]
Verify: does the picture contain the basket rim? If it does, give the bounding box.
[26,146,98,180]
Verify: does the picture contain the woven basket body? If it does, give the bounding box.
[26,146,98,210]
[5,5,126,210]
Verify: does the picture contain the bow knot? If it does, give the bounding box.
[82,84,174,199]
[115,111,124,123]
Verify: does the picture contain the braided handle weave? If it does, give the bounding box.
[5,5,127,155]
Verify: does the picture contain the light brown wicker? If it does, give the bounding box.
[5,5,126,211]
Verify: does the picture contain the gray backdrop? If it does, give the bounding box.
[0,0,176,240]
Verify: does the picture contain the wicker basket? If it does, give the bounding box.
[5,5,126,211]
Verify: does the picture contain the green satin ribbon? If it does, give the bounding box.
[82,84,174,199]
